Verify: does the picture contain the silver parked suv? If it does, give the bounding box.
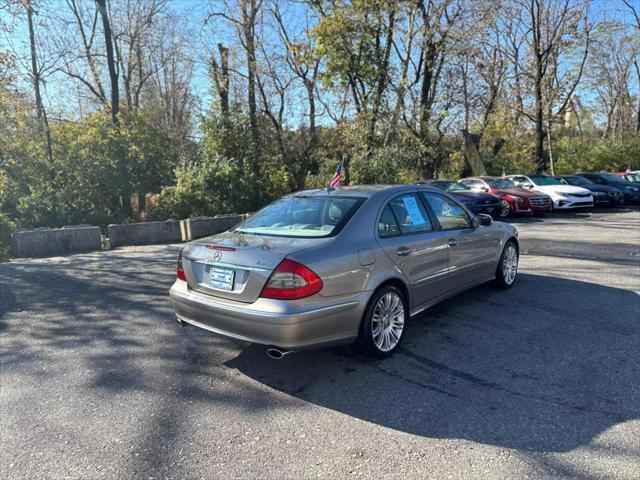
[169,185,519,358]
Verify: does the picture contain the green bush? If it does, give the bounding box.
[555,134,640,174]
[150,154,284,219]
[0,212,14,261]
[349,146,421,184]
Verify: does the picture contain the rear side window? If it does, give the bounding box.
[378,205,400,237]
[421,193,472,230]
[387,193,434,234]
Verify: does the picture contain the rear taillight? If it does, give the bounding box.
[260,259,323,300]
[177,250,187,281]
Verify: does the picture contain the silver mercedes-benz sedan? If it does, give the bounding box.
[169,185,519,358]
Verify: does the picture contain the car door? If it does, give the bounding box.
[420,191,498,288]
[376,192,450,309]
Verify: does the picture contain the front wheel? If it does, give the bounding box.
[356,286,407,358]
[499,199,512,218]
[494,241,518,289]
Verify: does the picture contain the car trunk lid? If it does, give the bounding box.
[181,231,330,303]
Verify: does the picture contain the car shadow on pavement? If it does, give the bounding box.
[227,273,640,453]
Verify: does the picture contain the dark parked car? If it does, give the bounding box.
[419,180,501,217]
[576,173,640,203]
[559,175,624,206]
[613,171,640,183]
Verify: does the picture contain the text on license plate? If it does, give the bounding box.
[208,267,235,291]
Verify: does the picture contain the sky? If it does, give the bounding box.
[1,0,638,129]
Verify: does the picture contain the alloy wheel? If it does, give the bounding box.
[502,244,518,285]
[499,200,511,218]
[371,292,405,352]
[441,204,453,216]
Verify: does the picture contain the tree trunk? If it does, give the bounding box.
[534,60,545,172]
[462,130,487,176]
[96,0,119,125]
[546,114,555,176]
[241,0,260,175]
[218,43,230,121]
[635,61,640,134]
[25,0,43,121]
[366,9,395,154]
[24,0,54,171]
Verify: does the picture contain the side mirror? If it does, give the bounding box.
[477,214,493,227]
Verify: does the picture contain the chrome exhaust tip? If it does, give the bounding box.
[266,347,293,359]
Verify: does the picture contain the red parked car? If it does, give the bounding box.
[459,177,552,217]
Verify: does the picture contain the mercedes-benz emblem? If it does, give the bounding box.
[213,250,222,262]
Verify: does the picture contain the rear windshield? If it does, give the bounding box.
[433,181,470,192]
[489,179,516,189]
[233,196,364,237]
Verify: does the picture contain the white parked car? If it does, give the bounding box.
[508,175,593,210]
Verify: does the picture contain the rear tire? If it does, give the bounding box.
[494,241,518,289]
[356,285,407,358]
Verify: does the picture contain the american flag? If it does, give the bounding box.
[330,159,343,187]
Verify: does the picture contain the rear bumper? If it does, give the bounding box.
[169,281,366,350]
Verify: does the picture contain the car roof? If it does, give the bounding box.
[291,184,442,199]
[418,179,456,183]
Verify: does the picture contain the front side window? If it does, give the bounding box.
[235,196,363,237]
[385,193,434,234]
[563,176,591,186]
[586,175,604,184]
[421,193,472,230]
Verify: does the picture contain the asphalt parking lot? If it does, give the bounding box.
[1,208,639,479]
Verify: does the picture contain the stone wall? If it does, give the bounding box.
[181,215,245,241]
[12,226,102,258]
[107,220,181,248]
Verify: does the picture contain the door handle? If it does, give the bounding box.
[448,239,458,247]
[396,246,412,256]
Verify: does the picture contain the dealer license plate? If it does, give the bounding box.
[208,267,235,291]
